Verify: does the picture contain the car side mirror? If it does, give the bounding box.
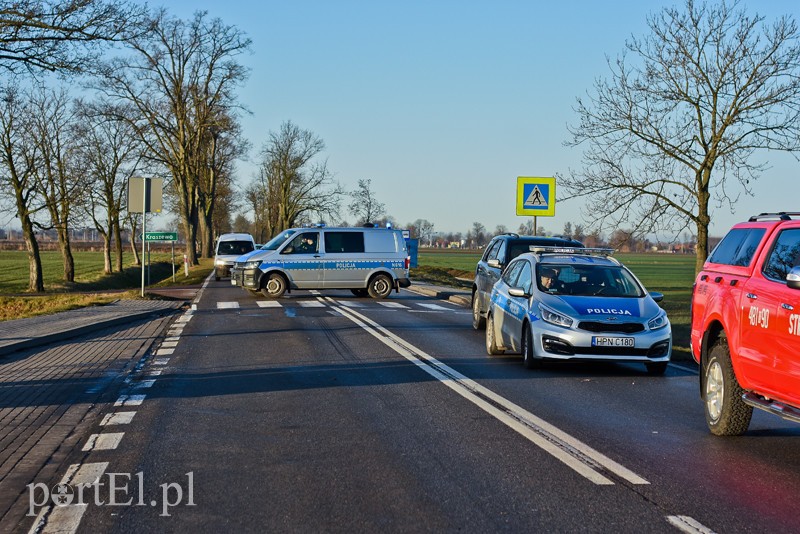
[649,291,664,303]
[487,258,501,269]
[788,266,800,290]
[508,287,530,299]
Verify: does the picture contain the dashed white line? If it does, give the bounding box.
[153,358,170,366]
[416,303,452,311]
[156,348,174,356]
[100,412,136,426]
[29,462,109,534]
[82,432,125,451]
[115,394,146,407]
[132,379,156,389]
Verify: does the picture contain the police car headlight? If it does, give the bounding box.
[539,304,574,328]
[215,259,227,266]
[242,260,262,269]
[648,310,668,330]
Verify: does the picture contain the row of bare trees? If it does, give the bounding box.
[0,2,249,291]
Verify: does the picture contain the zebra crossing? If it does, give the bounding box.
[215,299,464,314]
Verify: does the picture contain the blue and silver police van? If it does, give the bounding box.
[231,225,411,299]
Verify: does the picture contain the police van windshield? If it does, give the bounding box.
[261,231,296,251]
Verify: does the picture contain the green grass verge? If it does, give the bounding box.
[0,250,213,320]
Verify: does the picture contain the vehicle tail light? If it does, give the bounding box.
[405,256,410,270]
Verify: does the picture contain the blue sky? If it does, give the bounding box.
[164,0,798,239]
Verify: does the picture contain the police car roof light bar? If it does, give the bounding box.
[529,246,615,256]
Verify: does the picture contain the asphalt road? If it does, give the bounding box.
[24,280,800,533]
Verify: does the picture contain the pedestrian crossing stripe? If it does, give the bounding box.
[257,301,282,308]
[298,301,325,307]
[378,302,409,309]
[217,302,240,309]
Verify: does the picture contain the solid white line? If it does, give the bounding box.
[82,432,125,451]
[327,299,649,486]
[336,300,365,308]
[666,515,717,534]
[100,412,136,426]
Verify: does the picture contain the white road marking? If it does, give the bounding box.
[146,369,163,376]
[176,314,192,323]
[667,516,717,534]
[115,394,146,407]
[100,412,136,426]
[82,432,125,451]
[29,462,109,534]
[378,302,408,309]
[153,358,170,366]
[326,298,648,487]
[298,301,325,307]
[217,301,240,309]
[156,348,174,356]
[160,341,178,348]
[257,300,282,308]
[132,379,156,389]
[336,300,365,308]
[417,303,452,311]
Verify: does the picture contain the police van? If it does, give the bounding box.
[214,232,256,281]
[231,225,411,299]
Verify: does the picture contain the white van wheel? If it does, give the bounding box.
[261,273,287,299]
[368,274,393,299]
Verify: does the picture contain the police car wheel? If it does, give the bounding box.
[485,313,504,355]
[261,273,287,299]
[368,274,393,299]
[472,293,486,330]
[522,324,539,368]
[704,341,752,436]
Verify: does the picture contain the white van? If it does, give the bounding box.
[214,233,256,281]
[231,226,410,298]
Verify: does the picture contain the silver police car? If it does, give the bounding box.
[485,247,672,375]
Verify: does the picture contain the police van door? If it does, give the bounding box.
[321,231,365,288]
[279,231,323,288]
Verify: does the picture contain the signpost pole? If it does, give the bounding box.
[534,216,538,237]
[172,241,176,282]
[140,179,147,297]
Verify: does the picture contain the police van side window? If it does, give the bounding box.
[283,232,319,254]
[708,228,765,266]
[325,232,365,253]
[762,229,800,282]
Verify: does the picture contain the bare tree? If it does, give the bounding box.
[96,9,250,265]
[250,121,343,238]
[74,100,143,273]
[349,179,385,225]
[30,87,83,283]
[563,0,800,273]
[0,0,146,74]
[0,85,45,291]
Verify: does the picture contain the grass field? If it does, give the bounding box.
[0,250,213,320]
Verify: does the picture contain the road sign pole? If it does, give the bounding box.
[534,216,538,237]
[141,180,147,297]
[172,241,175,282]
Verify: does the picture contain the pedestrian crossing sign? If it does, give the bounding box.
[516,176,555,216]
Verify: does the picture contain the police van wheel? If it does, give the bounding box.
[261,273,287,299]
[367,274,393,299]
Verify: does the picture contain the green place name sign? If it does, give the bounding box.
[143,232,178,241]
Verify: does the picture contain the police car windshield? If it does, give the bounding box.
[537,264,644,297]
[261,231,296,251]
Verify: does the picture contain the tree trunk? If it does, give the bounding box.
[57,226,75,283]
[113,218,123,272]
[128,214,141,266]
[21,218,44,293]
